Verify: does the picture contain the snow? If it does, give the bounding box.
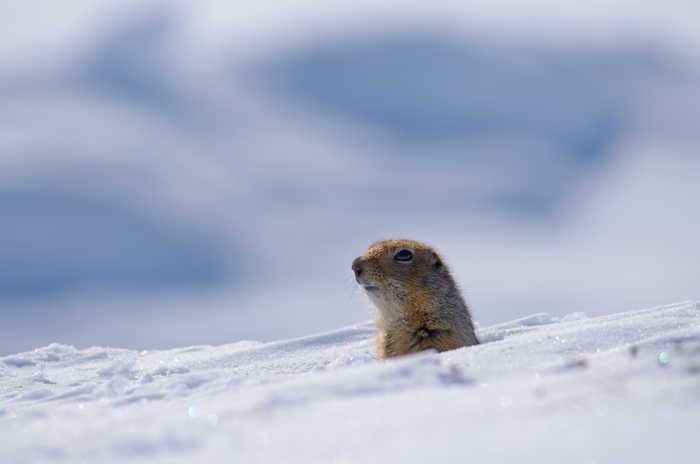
[2,301,699,463]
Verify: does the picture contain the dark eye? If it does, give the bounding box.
[394,249,413,262]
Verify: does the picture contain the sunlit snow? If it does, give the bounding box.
[2,301,699,463]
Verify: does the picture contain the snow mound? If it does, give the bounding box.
[2,302,699,463]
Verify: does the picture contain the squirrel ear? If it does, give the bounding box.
[431,252,444,271]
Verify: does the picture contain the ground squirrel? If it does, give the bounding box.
[352,239,479,359]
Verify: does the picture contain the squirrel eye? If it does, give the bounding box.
[394,249,413,262]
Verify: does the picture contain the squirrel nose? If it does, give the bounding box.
[351,260,363,278]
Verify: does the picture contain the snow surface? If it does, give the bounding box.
[2,301,700,463]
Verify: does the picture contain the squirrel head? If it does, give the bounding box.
[351,240,447,315]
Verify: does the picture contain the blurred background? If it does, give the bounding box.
[1,0,699,355]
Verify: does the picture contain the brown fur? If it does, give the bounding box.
[352,239,478,359]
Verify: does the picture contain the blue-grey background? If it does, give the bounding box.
[1,1,699,355]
